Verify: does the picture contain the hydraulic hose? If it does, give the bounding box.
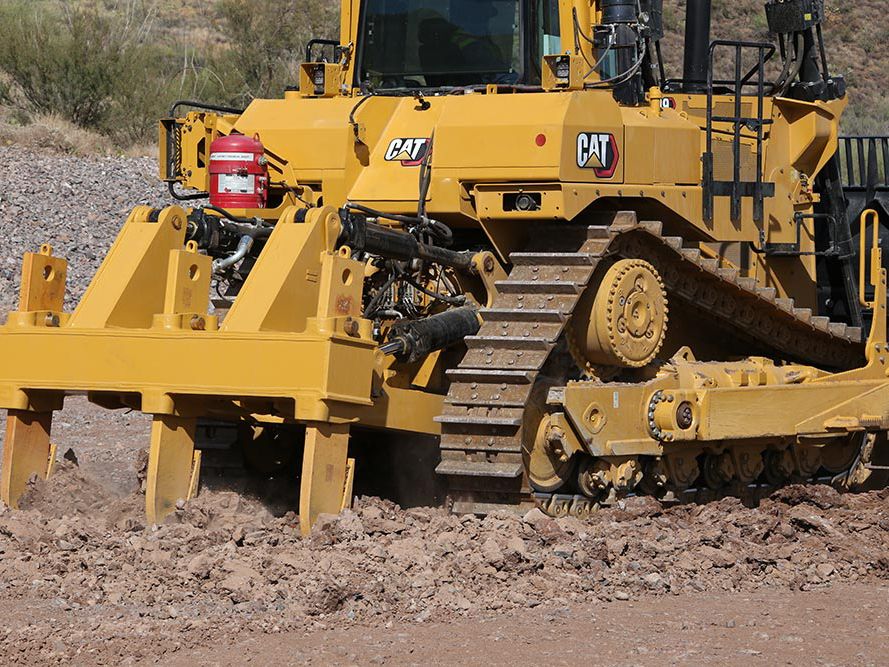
[338,212,472,272]
[212,235,254,273]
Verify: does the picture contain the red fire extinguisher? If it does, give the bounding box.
[208,133,268,209]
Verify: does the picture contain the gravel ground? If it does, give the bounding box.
[0,146,167,311]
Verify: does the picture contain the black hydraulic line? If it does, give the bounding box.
[417,133,435,220]
[203,205,266,227]
[348,94,374,143]
[169,100,245,117]
[654,39,667,86]
[346,202,427,228]
[165,100,243,201]
[364,270,401,318]
[168,181,207,202]
[345,202,453,246]
[340,214,472,271]
[402,274,466,306]
[815,23,830,82]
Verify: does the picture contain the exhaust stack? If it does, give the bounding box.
[682,0,712,93]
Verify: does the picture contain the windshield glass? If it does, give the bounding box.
[359,0,523,89]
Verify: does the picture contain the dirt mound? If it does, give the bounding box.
[0,462,887,664]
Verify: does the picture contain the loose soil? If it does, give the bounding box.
[0,399,887,665]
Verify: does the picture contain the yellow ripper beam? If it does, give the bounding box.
[0,204,439,531]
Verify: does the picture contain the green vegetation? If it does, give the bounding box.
[0,0,883,151]
[0,0,339,147]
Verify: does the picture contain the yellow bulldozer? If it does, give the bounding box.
[1,0,887,533]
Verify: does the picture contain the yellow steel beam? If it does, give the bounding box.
[299,421,351,535]
[558,358,889,458]
[69,207,186,329]
[145,414,200,524]
[0,329,374,418]
[695,381,889,441]
[0,410,54,508]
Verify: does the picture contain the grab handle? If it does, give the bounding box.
[859,209,881,308]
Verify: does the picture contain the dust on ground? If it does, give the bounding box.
[0,418,887,665]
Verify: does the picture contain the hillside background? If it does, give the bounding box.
[0,0,884,154]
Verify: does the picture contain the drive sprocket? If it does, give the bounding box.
[569,258,668,372]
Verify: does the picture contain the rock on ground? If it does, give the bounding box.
[0,459,887,664]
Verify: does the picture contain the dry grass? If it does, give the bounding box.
[0,109,114,155]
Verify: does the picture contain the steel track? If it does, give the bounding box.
[434,212,865,515]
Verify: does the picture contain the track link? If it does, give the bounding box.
[435,212,865,514]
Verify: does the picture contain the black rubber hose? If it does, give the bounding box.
[345,202,453,246]
[364,271,401,318]
[169,100,245,117]
[346,202,426,227]
[201,207,274,239]
[204,205,264,226]
[168,181,207,202]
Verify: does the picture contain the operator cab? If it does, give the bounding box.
[357,0,562,90]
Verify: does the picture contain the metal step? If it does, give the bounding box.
[435,459,524,478]
[459,347,551,372]
[775,298,794,312]
[494,280,584,295]
[509,252,595,266]
[681,248,702,263]
[717,267,739,282]
[445,383,531,408]
[828,322,848,337]
[480,308,567,323]
[811,316,830,331]
[445,368,535,383]
[465,335,553,350]
[793,307,812,323]
[638,220,663,235]
[434,414,522,428]
[439,434,524,453]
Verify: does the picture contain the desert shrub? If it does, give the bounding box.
[215,0,340,104]
[0,0,883,149]
[0,1,156,130]
[0,111,114,155]
[0,0,340,146]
